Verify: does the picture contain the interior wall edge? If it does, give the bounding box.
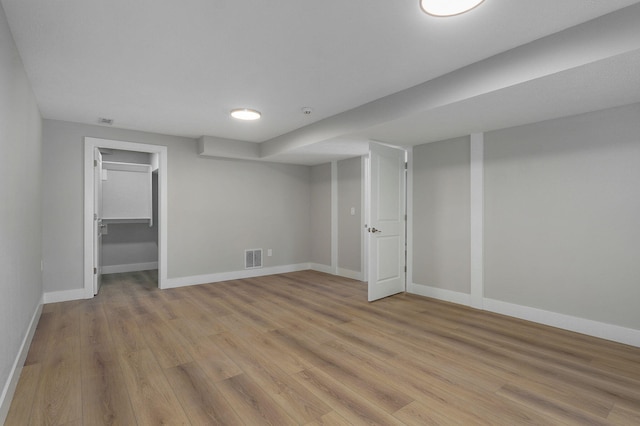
[310,263,334,275]
[42,263,321,303]
[43,288,88,304]
[407,283,640,348]
[408,282,472,306]
[336,267,364,281]
[484,297,640,348]
[0,303,42,425]
[164,263,311,289]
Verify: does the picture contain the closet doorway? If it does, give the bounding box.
[83,137,168,297]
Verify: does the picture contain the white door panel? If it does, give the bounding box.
[368,142,406,301]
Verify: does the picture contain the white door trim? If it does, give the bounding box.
[361,155,368,282]
[93,147,103,295]
[83,137,168,297]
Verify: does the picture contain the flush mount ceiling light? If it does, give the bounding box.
[230,108,261,120]
[420,0,485,17]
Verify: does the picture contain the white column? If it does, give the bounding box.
[405,146,413,291]
[331,161,339,275]
[470,133,484,309]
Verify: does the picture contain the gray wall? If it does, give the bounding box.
[337,157,362,273]
[102,222,158,267]
[484,103,640,330]
[412,137,471,293]
[310,163,332,267]
[0,4,43,420]
[42,119,311,292]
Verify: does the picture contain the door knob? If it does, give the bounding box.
[369,227,381,233]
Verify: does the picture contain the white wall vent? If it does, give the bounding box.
[245,249,263,269]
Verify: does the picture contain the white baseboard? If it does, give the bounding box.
[102,261,158,274]
[43,263,311,300]
[408,283,640,348]
[408,283,472,306]
[44,263,160,304]
[484,298,640,348]
[0,302,42,425]
[309,264,363,281]
[43,288,88,304]
[336,267,364,281]
[163,263,311,289]
[309,263,334,275]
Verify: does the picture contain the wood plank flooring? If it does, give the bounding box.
[6,270,640,425]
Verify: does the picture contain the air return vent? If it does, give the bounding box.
[245,249,263,269]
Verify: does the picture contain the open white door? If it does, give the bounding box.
[367,142,406,301]
[93,148,103,295]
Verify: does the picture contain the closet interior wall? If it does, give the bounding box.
[100,149,158,274]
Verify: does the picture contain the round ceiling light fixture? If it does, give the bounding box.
[420,0,485,17]
[230,108,261,120]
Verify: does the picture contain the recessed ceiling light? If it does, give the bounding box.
[420,0,485,17]
[230,108,261,120]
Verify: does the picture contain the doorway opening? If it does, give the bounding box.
[83,137,168,297]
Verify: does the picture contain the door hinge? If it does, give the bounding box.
[94,159,98,167]
[93,267,97,274]
[404,265,407,272]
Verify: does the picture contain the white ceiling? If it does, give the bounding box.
[3,0,640,165]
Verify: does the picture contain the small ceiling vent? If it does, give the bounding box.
[245,249,263,269]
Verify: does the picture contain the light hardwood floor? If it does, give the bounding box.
[6,270,640,425]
